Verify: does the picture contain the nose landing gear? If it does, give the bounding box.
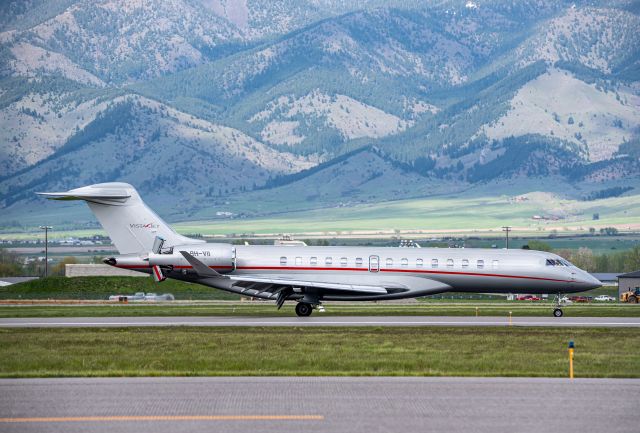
[553,293,564,317]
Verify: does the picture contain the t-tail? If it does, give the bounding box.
[37,182,203,254]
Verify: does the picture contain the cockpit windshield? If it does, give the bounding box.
[545,258,572,267]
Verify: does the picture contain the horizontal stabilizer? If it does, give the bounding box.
[37,189,130,202]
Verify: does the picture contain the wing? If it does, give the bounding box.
[230,274,388,295]
[179,251,451,303]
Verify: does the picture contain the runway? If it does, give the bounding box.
[1,315,640,327]
[0,377,637,433]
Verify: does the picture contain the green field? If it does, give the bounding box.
[1,302,638,318]
[0,276,239,300]
[0,327,637,378]
[461,236,640,255]
[3,192,640,240]
[141,193,640,236]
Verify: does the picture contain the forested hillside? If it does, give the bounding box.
[0,0,639,227]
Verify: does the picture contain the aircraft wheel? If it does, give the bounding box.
[295,302,313,317]
[553,308,563,318]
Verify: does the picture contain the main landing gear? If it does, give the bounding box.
[553,293,564,318]
[295,302,325,317]
[295,302,313,317]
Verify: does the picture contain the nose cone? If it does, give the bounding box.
[578,272,602,290]
[103,257,117,266]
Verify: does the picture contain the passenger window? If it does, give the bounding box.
[401,258,408,267]
[492,260,499,269]
[325,257,332,266]
[446,259,453,268]
[310,257,317,266]
[280,256,287,266]
[340,257,348,267]
[431,259,438,268]
[462,259,469,268]
[416,258,423,267]
[355,257,363,267]
[295,257,302,266]
[477,260,484,269]
[386,258,393,267]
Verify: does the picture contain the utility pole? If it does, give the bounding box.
[502,226,512,249]
[39,226,52,277]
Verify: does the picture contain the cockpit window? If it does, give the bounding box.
[546,259,572,267]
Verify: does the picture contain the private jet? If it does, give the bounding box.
[39,183,601,317]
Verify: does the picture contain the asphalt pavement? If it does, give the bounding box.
[1,315,639,327]
[0,377,637,433]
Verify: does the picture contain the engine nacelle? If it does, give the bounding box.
[147,243,235,273]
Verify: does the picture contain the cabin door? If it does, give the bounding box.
[231,247,237,271]
[369,255,380,272]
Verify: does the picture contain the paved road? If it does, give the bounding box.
[0,377,637,433]
[1,315,640,327]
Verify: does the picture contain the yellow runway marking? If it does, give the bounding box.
[0,415,324,423]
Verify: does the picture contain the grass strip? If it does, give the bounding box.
[0,327,638,378]
[0,303,638,318]
[0,277,239,301]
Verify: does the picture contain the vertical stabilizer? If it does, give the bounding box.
[37,183,203,254]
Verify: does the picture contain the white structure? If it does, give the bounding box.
[0,277,39,286]
[65,264,146,277]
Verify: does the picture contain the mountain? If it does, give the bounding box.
[481,68,639,162]
[0,94,313,219]
[0,0,243,84]
[516,5,640,77]
[0,0,639,229]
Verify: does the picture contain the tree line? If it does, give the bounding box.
[0,250,85,278]
[526,240,640,273]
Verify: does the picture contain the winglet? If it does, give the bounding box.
[179,251,226,278]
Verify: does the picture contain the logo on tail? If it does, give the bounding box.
[129,223,160,229]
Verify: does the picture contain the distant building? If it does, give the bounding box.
[617,271,640,299]
[274,235,307,246]
[591,273,619,286]
[65,264,146,277]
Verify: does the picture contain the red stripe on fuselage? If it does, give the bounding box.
[237,266,572,283]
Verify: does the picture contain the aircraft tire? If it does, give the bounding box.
[295,302,313,317]
[553,308,563,318]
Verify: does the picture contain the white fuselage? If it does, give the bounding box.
[113,243,601,300]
